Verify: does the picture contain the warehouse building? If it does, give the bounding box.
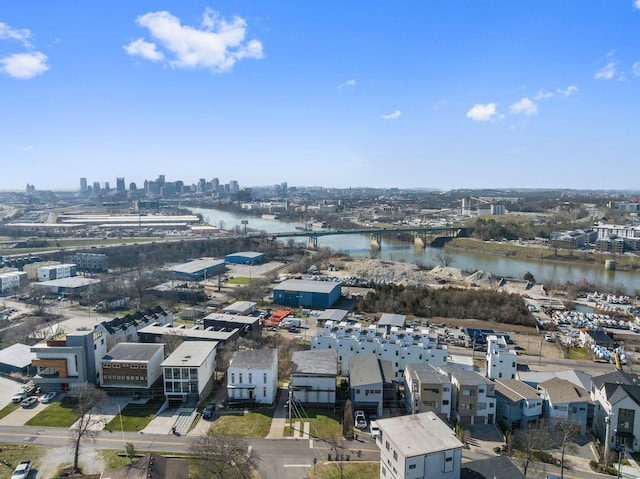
[225,251,265,265]
[168,258,226,281]
[273,279,341,309]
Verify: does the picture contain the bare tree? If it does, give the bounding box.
[555,421,580,479]
[512,420,556,478]
[69,383,107,473]
[189,432,258,479]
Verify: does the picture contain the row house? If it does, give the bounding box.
[539,377,592,435]
[404,363,452,420]
[494,379,543,430]
[440,366,496,425]
[0,271,27,293]
[311,320,447,378]
[95,306,173,345]
[591,370,640,452]
[349,354,394,418]
[290,349,337,407]
[162,341,217,406]
[37,263,76,281]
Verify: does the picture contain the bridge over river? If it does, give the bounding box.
[264,225,467,249]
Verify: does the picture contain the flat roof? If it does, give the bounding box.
[225,251,264,259]
[276,279,341,294]
[162,341,217,367]
[139,324,234,342]
[0,343,35,368]
[229,349,277,369]
[379,313,406,327]
[33,277,100,288]
[317,309,349,321]
[292,349,338,375]
[102,343,164,362]
[204,313,259,326]
[378,412,463,457]
[170,258,225,275]
[222,301,256,313]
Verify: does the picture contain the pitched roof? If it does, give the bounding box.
[102,343,164,362]
[591,370,640,390]
[101,452,188,479]
[494,379,540,402]
[292,349,337,375]
[229,349,277,370]
[607,383,640,408]
[539,377,591,404]
[349,354,393,387]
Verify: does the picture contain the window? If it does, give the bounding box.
[131,364,138,369]
[393,451,398,461]
[263,387,267,398]
[231,373,235,383]
[104,364,111,368]
[443,400,449,405]
[462,389,475,396]
[443,451,454,473]
[140,364,146,369]
[249,373,252,383]
[477,402,486,410]
[239,374,243,383]
[409,464,416,470]
[112,364,120,369]
[264,373,267,384]
[385,441,390,451]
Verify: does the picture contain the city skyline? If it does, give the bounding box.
[1,1,639,191]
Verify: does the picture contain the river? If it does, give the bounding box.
[191,207,640,293]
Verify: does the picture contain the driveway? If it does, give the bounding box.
[0,376,23,406]
[0,398,48,426]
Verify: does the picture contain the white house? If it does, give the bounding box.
[227,349,278,405]
[539,377,592,435]
[0,271,27,292]
[291,349,337,406]
[377,412,463,479]
[485,335,517,380]
[37,263,76,282]
[311,320,447,378]
[161,341,217,406]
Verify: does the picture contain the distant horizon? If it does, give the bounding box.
[2,2,640,190]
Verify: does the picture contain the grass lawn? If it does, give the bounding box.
[104,397,165,432]
[567,347,592,360]
[100,450,137,470]
[0,444,46,479]
[210,407,274,437]
[299,410,343,441]
[308,461,379,479]
[0,402,19,420]
[227,277,252,285]
[25,397,79,428]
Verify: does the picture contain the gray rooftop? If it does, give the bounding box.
[317,309,349,321]
[439,365,493,386]
[406,363,449,384]
[350,354,385,387]
[292,349,338,376]
[161,341,217,367]
[138,324,237,342]
[0,343,35,368]
[494,379,540,402]
[377,412,463,457]
[518,369,593,391]
[170,258,225,275]
[539,377,591,404]
[229,349,277,369]
[276,279,341,294]
[102,343,164,362]
[33,277,100,288]
[379,313,406,327]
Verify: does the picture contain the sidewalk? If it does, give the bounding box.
[265,386,289,439]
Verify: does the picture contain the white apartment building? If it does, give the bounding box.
[0,271,27,292]
[311,320,448,378]
[485,335,517,380]
[37,263,76,282]
[377,412,463,479]
[227,348,278,405]
[161,341,217,405]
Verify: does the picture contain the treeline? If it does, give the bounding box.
[467,217,593,242]
[356,284,535,326]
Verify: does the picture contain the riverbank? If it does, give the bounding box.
[445,237,640,272]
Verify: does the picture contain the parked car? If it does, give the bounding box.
[11,391,27,403]
[370,420,381,438]
[202,403,215,420]
[39,391,57,404]
[10,460,32,479]
[20,396,38,408]
[354,410,367,429]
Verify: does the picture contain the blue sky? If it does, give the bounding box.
[1,1,639,191]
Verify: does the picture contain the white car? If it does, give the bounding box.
[10,460,31,479]
[20,396,38,408]
[370,420,381,438]
[354,410,367,429]
[39,391,57,404]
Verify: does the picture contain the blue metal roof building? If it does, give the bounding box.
[225,251,265,265]
[273,279,341,309]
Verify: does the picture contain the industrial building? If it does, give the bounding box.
[273,279,341,309]
[224,251,265,265]
[168,258,226,281]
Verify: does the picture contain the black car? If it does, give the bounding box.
[202,403,215,420]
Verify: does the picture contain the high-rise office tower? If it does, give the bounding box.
[80,177,87,192]
[116,177,125,193]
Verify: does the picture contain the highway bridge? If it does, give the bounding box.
[265,225,466,249]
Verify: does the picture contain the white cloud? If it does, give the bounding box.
[0,22,32,48]
[557,85,578,98]
[432,99,446,110]
[123,38,164,61]
[466,103,498,121]
[125,9,263,72]
[633,62,640,77]
[0,52,49,79]
[595,51,618,80]
[338,79,356,89]
[21,146,34,152]
[534,90,554,100]
[635,0,640,9]
[381,110,401,120]
[510,97,538,116]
